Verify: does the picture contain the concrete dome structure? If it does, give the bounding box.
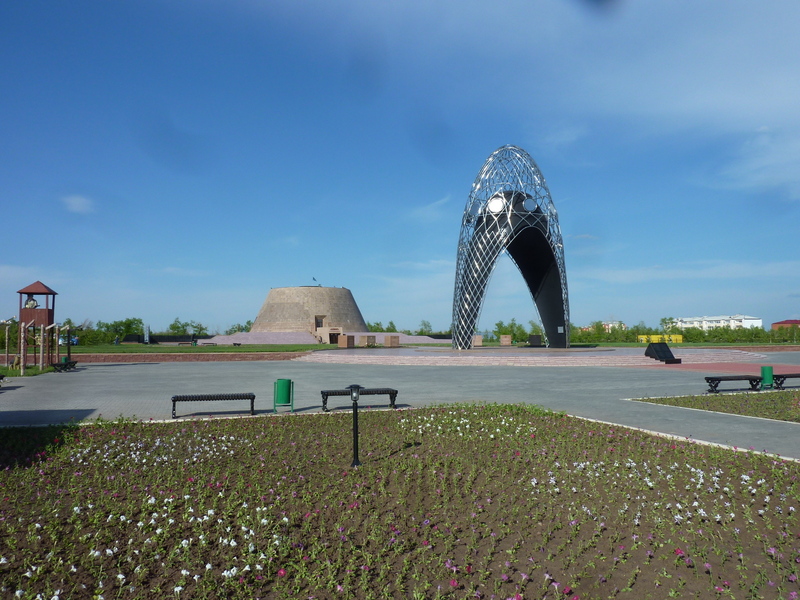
[251,286,367,342]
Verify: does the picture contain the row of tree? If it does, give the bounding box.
[366,320,450,336]
[3,315,798,347]
[0,317,214,347]
[569,321,800,344]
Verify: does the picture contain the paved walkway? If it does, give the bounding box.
[1,347,799,460]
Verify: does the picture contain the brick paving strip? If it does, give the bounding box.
[293,349,766,367]
[72,352,310,363]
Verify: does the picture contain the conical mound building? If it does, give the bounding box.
[251,286,367,343]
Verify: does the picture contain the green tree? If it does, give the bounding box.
[366,321,384,332]
[386,321,398,333]
[167,318,208,336]
[417,320,433,335]
[660,317,678,333]
[493,318,528,343]
[225,320,253,335]
[96,318,144,340]
[681,327,705,343]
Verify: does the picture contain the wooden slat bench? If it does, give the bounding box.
[705,375,762,393]
[774,373,800,390]
[320,387,398,412]
[171,393,255,418]
[51,360,78,372]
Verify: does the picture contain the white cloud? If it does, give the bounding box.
[156,266,211,277]
[717,129,800,199]
[408,195,451,222]
[391,258,454,271]
[574,260,800,285]
[358,258,456,329]
[61,195,94,214]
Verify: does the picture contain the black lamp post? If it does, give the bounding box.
[347,384,363,467]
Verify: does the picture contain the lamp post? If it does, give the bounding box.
[347,384,364,467]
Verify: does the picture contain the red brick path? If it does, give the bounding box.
[69,352,308,363]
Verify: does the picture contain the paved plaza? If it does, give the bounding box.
[2,346,800,460]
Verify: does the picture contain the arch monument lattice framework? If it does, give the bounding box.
[451,145,570,349]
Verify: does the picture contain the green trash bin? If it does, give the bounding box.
[274,379,294,412]
[761,366,774,390]
[62,356,69,363]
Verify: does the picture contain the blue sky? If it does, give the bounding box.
[2,0,799,334]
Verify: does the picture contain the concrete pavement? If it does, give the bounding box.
[1,347,799,460]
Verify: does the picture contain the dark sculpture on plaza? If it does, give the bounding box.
[451,145,570,349]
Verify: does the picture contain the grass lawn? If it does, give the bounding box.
[634,390,800,423]
[1,404,798,599]
[0,366,55,378]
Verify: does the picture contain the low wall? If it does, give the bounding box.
[56,352,308,363]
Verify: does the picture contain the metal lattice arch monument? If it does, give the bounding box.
[451,145,570,349]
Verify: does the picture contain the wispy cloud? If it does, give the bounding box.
[408,195,450,222]
[62,195,94,214]
[717,129,800,199]
[576,260,800,285]
[154,266,210,277]
[391,258,454,271]
[543,125,588,148]
[0,264,45,281]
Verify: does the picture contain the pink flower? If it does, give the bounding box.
[450,579,458,588]
[674,547,684,556]
[277,568,287,577]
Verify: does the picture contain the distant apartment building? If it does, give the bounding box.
[674,315,762,331]
[579,321,627,333]
[771,320,800,330]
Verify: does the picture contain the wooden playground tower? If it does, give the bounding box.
[12,281,70,374]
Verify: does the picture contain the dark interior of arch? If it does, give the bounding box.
[506,227,568,347]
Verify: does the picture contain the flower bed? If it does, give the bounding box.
[1,405,798,599]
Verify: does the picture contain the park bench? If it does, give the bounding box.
[51,360,78,372]
[705,375,762,393]
[171,392,256,418]
[773,373,800,390]
[320,387,399,412]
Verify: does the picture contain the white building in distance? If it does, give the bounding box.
[674,315,762,331]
